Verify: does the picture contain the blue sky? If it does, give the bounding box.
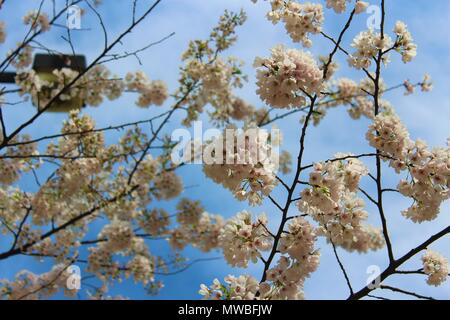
[0,0,449,300]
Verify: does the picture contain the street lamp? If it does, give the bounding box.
[0,53,87,113]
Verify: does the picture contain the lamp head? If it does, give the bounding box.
[32,54,87,113]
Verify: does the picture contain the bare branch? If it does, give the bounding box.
[379,285,435,300]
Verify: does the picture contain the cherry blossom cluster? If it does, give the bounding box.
[9,44,33,69]
[260,218,320,299]
[30,181,72,227]
[29,112,104,226]
[0,134,39,185]
[0,188,30,234]
[15,69,56,107]
[25,229,82,263]
[326,0,350,13]
[333,78,360,103]
[298,156,385,252]
[279,150,292,174]
[366,112,412,167]
[219,210,272,267]
[246,107,271,126]
[178,10,249,126]
[421,74,433,92]
[318,55,339,80]
[169,208,224,253]
[348,30,393,69]
[318,76,393,123]
[98,219,134,253]
[23,10,50,32]
[125,71,168,107]
[55,158,101,196]
[202,126,278,205]
[85,205,157,288]
[0,263,78,300]
[398,143,450,223]
[138,208,170,236]
[87,235,155,287]
[325,0,368,14]
[176,198,204,225]
[278,217,317,263]
[125,254,155,285]
[262,256,317,299]
[15,64,169,110]
[109,170,182,219]
[254,45,323,108]
[133,155,158,186]
[154,198,225,253]
[54,110,105,156]
[79,65,125,106]
[201,216,320,300]
[229,97,256,121]
[349,22,417,69]
[199,275,259,300]
[404,74,433,95]
[393,21,417,63]
[6,8,52,70]
[180,55,247,125]
[19,68,93,108]
[266,0,324,47]
[422,250,448,286]
[367,112,450,222]
[153,171,183,200]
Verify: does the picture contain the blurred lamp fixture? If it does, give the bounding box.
[0,53,87,113]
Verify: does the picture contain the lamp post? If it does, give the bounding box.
[0,54,87,112]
